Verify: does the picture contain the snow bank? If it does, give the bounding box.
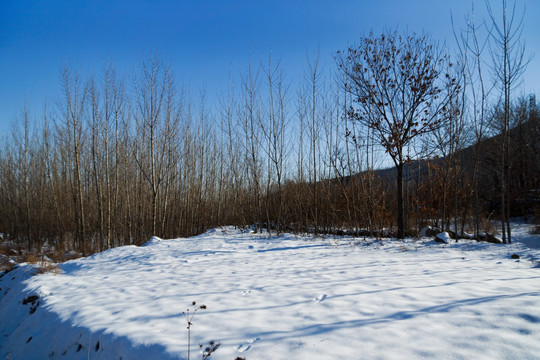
[1,227,540,359]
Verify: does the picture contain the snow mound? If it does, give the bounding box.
[435,231,453,244]
[142,236,163,247]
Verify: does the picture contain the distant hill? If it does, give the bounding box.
[344,111,540,217]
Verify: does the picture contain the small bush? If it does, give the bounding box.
[22,253,40,264]
[21,253,60,274]
[35,262,60,275]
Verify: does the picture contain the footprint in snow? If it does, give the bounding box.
[313,294,327,303]
[237,337,260,353]
[237,344,251,352]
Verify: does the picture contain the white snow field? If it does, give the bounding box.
[1,226,540,360]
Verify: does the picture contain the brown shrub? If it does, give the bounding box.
[22,253,40,264]
[0,254,16,273]
[35,262,60,275]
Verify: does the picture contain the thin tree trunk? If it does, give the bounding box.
[397,161,405,239]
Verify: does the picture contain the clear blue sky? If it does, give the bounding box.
[1,0,539,134]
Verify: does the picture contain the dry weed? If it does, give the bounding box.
[35,262,60,275]
[22,253,40,264]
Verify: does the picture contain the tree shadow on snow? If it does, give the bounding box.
[238,291,540,342]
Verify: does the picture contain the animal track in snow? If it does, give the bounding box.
[237,344,251,352]
[237,337,260,352]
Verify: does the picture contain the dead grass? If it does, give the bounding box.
[0,242,22,257]
[0,255,16,274]
[46,250,71,263]
[24,254,60,274]
[481,217,499,235]
[35,262,60,275]
[22,253,40,264]
[0,250,61,275]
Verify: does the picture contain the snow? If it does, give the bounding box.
[418,226,434,238]
[513,223,540,250]
[435,231,453,244]
[1,226,540,359]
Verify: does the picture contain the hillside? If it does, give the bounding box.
[346,112,540,218]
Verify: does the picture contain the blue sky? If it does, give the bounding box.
[1,0,539,134]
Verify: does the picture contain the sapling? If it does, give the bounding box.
[183,301,207,360]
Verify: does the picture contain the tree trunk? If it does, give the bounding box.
[397,161,405,239]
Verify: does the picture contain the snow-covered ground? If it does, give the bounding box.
[1,227,540,359]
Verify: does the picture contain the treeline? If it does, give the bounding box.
[0,55,395,253]
[1,4,539,253]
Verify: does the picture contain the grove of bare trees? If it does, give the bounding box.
[0,1,538,255]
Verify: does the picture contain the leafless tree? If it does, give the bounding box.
[260,55,289,232]
[239,57,263,231]
[59,64,87,249]
[338,31,460,238]
[132,55,177,237]
[454,4,493,238]
[486,0,529,243]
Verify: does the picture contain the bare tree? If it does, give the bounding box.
[59,64,87,249]
[455,4,493,239]
[297,49,324,233]
[10,105,35,250]
[486,0,529,244]
[338,31,459,238]
[260,55,289,232]
[132,55,176,237]
[239,57,263,231]
[102,62,126,248]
